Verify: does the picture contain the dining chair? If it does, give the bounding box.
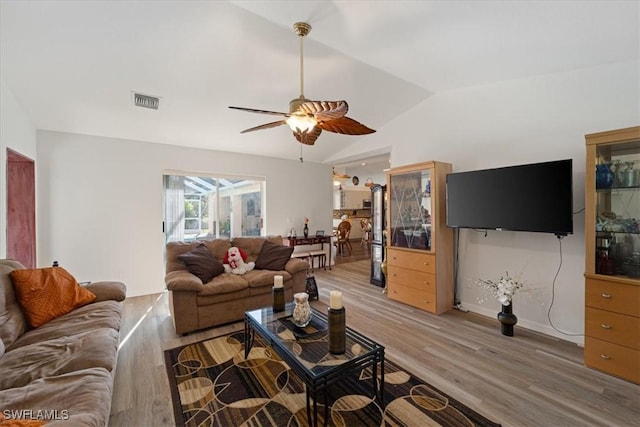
[360,219,371,247]
[335,221,352,256]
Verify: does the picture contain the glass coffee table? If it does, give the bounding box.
[244,303,385,427]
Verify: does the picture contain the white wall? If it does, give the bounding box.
[36,131,332,297]
[366,60,640,344]
[0,77,37,259]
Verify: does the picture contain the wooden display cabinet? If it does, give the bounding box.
[385,161,454,314]
[584,126,640,384]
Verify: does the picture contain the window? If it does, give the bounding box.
[163,173,265,243]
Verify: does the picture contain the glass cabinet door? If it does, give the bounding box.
[389,167,432,250]
[371,185,385,244]
[594,140,640,278]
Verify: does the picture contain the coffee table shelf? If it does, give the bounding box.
[244,303,385,426]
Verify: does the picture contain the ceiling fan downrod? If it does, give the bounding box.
[290,22,312,113]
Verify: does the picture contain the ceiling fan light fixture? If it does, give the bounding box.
[286,114,317,133]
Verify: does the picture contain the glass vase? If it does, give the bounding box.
[303,224,309,238]
[292,292,311,327]
[595,163,614,189]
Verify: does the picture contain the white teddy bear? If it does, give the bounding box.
[223,246,255,275]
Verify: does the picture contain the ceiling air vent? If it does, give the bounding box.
[133,92,160,110]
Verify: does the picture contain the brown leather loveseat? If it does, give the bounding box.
[165,236,308,335]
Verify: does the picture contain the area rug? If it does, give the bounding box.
[164,330,501,426]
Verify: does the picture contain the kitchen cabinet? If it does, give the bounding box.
[333,188,370,209]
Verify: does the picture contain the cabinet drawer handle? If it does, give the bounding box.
[601,293,612,298]
[600,354,611,360]
[601,324,611,329]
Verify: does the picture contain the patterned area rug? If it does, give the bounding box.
[164,330,501,426]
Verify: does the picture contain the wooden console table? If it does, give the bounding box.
[284,236,333,270]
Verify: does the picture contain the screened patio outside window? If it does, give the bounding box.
[163,173,265,244]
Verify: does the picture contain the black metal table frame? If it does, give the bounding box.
[244,304,385,427]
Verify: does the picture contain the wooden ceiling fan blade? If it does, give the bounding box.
[299,100,348,121]
[240,120,287,134]
[229,106,290,117]
[293,127,322,145]
[318,116,376,135]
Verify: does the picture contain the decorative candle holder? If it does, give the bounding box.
[328,307,346,354]
[272,286,285,312]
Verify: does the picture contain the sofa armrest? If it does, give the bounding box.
[84,281,127,302]
[285,258,309,276]
[165,270,204,292]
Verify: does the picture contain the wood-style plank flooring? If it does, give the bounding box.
[109,245,640,427]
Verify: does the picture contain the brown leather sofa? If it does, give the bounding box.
[165,236,308,335]
[0,259,126,426]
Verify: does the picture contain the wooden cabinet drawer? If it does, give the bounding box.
[585,337,640,384]
[387,282,436,313]
[585,278,640,316]
[585,307,640,349]
[387,248,435,274]
[387,266,436,292]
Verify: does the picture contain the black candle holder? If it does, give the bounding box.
[328,307,346,354]
[272,286,285,312]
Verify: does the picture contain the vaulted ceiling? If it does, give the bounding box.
[1,1,637,165]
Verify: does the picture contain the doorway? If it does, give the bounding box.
[6,148,36,268]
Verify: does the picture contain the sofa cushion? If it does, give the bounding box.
[0,328,119,390]
[285,257,314,276]
[0,337,4,358]
[10,267,96,328]
[165,270,205,292]
[199,273,249,296]
[83,281,127,302]
[178,243,225,283]
[8,300,121,351]
[203,239,233,261]
[243,269,292,289]
[0,367,114,427]
[196,288,252,307]
[254,240,295,270]
[232,236,283,262]
[0,259,29,349]
[165,241,197,273]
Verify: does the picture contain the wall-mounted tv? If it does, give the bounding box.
[446,159,573,236]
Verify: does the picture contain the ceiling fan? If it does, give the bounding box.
[229,22,376,147]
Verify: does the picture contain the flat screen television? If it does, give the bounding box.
[446,159,573,236]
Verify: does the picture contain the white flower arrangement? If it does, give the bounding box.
[475,272,524,306]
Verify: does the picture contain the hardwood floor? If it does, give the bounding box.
[109,258,640,427]
[333,238,372,266]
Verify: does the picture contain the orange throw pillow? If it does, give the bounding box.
[10,267,96,328]
[0,412,44,426]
